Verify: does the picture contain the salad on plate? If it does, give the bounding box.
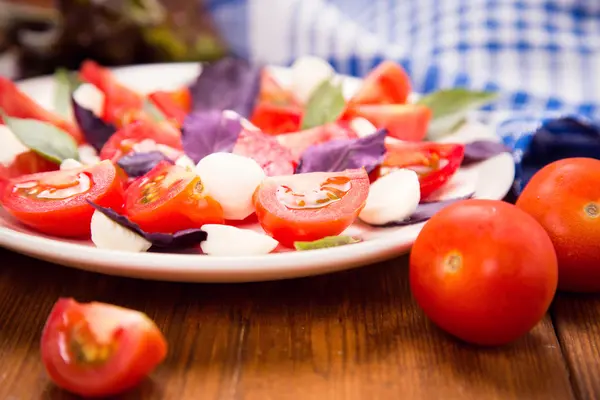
[0,56,507,256]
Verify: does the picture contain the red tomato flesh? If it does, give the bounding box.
[348,104,431,142]
[409,199,558,346]
[253,168,369,247]
[1,160,124,237]
[233,129,296,176]
[250,102,303,135]
[348,61,412,106]
[0,77,84,143]
[148,90,190,128]
[41,298,167,398]
[276,122,359,161]
[125,161,224,233]
[0,151,58,193]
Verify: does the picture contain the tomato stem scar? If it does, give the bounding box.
[444,253,462,273]
[585,203,598,219]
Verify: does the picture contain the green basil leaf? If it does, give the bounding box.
[417,89,498,139]
[2,113,79,164]
[301,79,346,130]
[294,235,361,251]
[143,98,166,122]
[53,68,81,119]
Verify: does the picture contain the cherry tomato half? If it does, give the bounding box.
[348,61,412,106]
[41,298,167,398]
[1,160,124,237]
[0,151,58,193]
[410,199,558,346]
[348,104,431,142]
[516,158,600,292]
[253,168,369,247]
[125,161,224,233]
[250,102,303,135]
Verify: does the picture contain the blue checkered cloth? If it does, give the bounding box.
[206,0,600,193]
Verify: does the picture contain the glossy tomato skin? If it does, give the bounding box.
[41,298,167,398]
[516,158,600,292]
[125,161,224,233]
[348,61,412,105]
[1,160,124,237]
[0,77,84,143]
[253,169,369,247]
[409,200,558,346]
[250,102,302,135]
[348,104,431,142]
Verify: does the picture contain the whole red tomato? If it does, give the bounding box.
[409,199,558,346]
[516,158,600,292]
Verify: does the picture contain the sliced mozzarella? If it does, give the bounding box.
[132,139,158,153]
[91,210,152,252]
[195,152,266,220]
[290,56,335,104]
[78,144,101,165]
[73,83,105,117]
[0,125,29,164]
[60,158,83,170]
[201,225,278,256]
[350,117,378,138]
[359,169,421,225]
[175,154,195,170]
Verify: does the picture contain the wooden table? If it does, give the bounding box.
[0,248,598,400]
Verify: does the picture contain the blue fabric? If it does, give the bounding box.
[205,0,600,193]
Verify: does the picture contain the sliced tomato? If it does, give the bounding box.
[80,60,144,124]
[41,298,167,397]
[383,140,465,199]
[100,120,183,162]
[258,70,299,106]
[348,104,431,142]
[125,161,223,233]
[0,77,84,143]
[148,90,190,128]
[276,122,359,161]
[233,129,296,176]
[1,160,124,237]
[253,169,369,247]
[348,61,412,106]
[250,102,303,135]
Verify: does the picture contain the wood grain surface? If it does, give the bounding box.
[0,247,594,400]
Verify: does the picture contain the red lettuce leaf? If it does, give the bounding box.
[462,140,509,165]
[295,129,387,174]
[371,194,475,227]
[89,202,207,248]
[72,97,116,151]
[181,110,244,163]
[189,57,262,118]
[117,151,171,178]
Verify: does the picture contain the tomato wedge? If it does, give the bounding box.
[253,169,369,247]
[348,61,412,106]
[80,60,144,124]
[1,160,124,237]
[41,298,167,398]
[348,104,431,142]
[100,120,183,162]
[0,77,84,143]
[276,122,359,161]
[125,161,223,233]
[383,141,465,199]
[233,129,296,176]
[250,102,302,135]
[148,89,191,128]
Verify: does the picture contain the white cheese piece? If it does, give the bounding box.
[195,152,266,220]
[359,169,421,225]
[201,224,279,256]
[73,83,105,117]
[60,158,83,170]
[90,210,151,252]
[290,56,335,104]
[0,125,29,164]
[350,117,378,138]
[175,154,196,170]
[78,144,101,165]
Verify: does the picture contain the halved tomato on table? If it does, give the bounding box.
[348,60,412,106]
[1,160,123,237]
[41,298,167,398]
[0,77,84,143]
[125,161,223,233]
[253,168,369,247]
[347,104,431,142]
[383,141,465,199]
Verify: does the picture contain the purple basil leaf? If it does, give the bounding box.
[463,140,510,165]
[88,202,207,248]
[371,194,475,227]
[181,109,244,163]
[72,97,116,151]
[117,151,170,178]
[189,57,262,118]
[296,129,387,174]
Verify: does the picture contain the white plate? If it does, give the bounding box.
[0,63,515,282]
